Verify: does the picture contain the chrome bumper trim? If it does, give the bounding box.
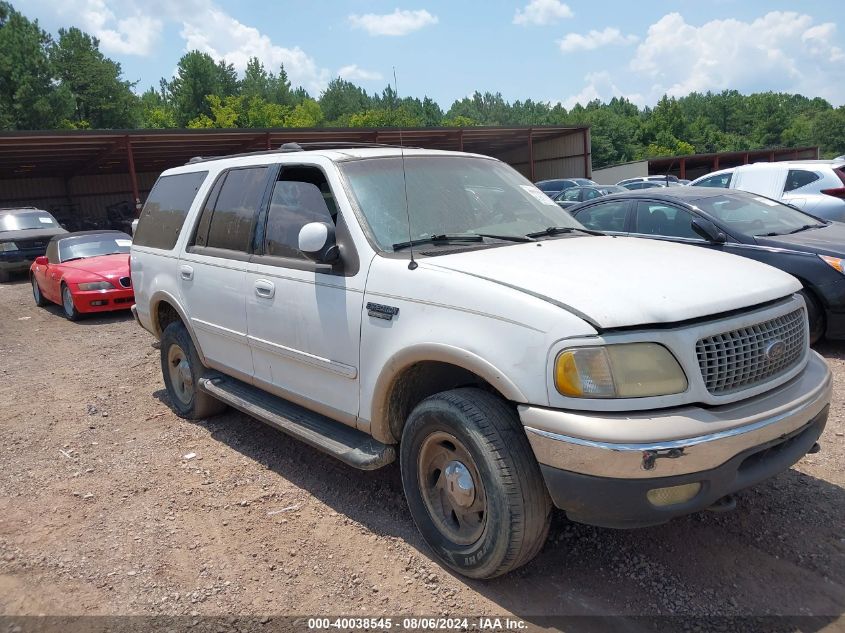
[523,353,831,479]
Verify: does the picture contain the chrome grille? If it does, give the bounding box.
[119,276,131,288]
[696,308,806,395]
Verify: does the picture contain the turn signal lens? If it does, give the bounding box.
[820,255,845,274]
[646,482,701,507]
[554,344,687,398]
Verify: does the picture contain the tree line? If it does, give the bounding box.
[2,2,844,168]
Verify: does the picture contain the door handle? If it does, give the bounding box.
[179,265,194,281]
[254,279,275,298]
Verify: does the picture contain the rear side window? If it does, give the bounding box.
[133,172,208,250]
[783,169,820,193]
[694,173,732,188]
[575,200,628,232]
[195,167,269,253]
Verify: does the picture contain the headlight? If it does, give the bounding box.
[77,281,113,290]
[820,255,845,273]
[0,242,18,252]
[554,343,687,398]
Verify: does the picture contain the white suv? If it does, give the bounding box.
[690,160,845,221]
[131,145,831,578]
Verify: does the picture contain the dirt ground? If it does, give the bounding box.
[0,277,843,631]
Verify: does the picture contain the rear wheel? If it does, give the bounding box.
[160,321,226,420]
[61,284,80,321]
[800,289,824,345]
[32,277,47,307]
[400,388,551,579]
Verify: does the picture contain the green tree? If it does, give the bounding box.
[319,78,372,124]
[240,57,271,101]
[168,51,237,125]
[285,98,323,127]
[139,85,176,128]
[50,27,138,128]
[0,2,73,129]
[348,106,422,128]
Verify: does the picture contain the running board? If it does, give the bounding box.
[197,376,395,470]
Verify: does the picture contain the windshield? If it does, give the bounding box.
[340,156,583,251]
[692,194,824,236]
[0,211,58,232]
[59,233,131,262]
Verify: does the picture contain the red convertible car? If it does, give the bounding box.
[30,230,134,320]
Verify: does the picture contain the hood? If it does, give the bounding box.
[61,254,129,282]
[0,227,67,241]
[425,236,800,329]
[754,223,845,257]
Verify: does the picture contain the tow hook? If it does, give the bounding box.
[808,442,821,454]
[641,447,684,471]
[706,494,737,513]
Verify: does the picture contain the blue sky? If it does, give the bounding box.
[19,0,845,108]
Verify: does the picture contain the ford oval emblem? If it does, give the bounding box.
[765,340,786,361]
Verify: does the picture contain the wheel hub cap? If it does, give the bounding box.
[443,460,475,508]
[167,345,193,404]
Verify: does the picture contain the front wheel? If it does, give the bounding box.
[799,289,824,345]
[61,284,80,320]
[400,388,551,579]
[32,277,47,307]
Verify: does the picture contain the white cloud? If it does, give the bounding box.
[173,1,330,95]
[337,65,384,82]
[560,71,643,109]
[40,0,162,56]
[513,0,573,26]
[348,9,438,37]
[558,27,637,52]
[630,12,845,104]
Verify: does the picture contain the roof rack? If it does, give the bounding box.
[185,141,420,165]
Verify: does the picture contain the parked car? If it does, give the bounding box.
[535,178,596,198]
[30,230,134,320]
[568,187,845,342]
[689,160,845,221]
[553,185,627,209]
[0,207,67,282]
[620,181,667,190]
[617,175,680,187]
[131,145,830,579]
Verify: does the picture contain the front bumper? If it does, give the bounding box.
[71,287,135,313]
[0,254,38,273]
[520,351,831,527]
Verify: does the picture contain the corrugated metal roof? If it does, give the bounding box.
[0,126,588,179]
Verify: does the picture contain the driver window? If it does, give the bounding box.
[264,166,337,259]
[562,188,581,201]
[634,202,700,239]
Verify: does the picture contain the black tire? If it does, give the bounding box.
[160,321,226,420]
[800,289,824,345]
[400,388,551,579]
[31,276,47,307]
[61,283,80,321]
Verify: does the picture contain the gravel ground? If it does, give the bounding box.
[0,278,843,630]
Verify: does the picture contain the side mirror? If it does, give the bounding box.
[298,222,339,265]
[34,256,48,266]
[691,218,727,244]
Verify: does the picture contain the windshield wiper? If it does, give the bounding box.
[788,224,826,234]
[526,226,604,238]
[61,257,86,262]
[472,233,535,243]
[392,234,484,251]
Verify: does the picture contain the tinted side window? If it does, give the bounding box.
[583,188,602,200]
[784,169,820,193]
[576,201,628,232]
[695,173,732,188]
[205,167,268,252]
[133,171,208,250]
[561,188,581,202]
[265,167,336,259]
[634,202,700,239]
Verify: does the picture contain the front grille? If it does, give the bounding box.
[119,276,131,288]
[19,238,48,250]
[695,308,806,395]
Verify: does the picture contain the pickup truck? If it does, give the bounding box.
[130,145,831,578]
